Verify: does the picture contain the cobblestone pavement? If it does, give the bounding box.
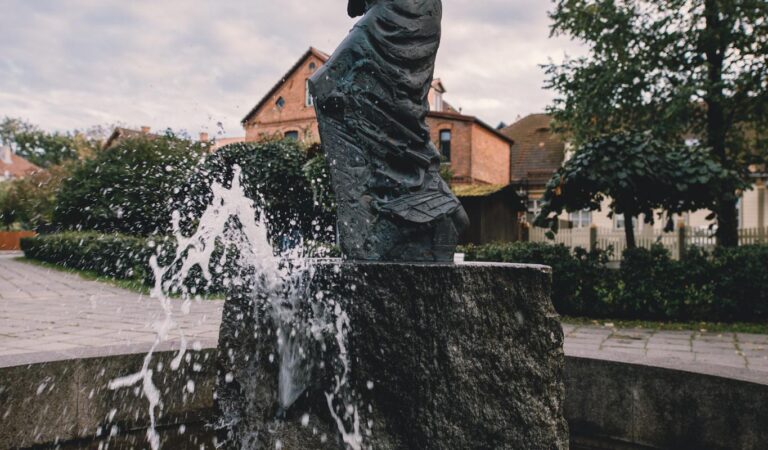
[0,253,222,357]
[2,253,767,374]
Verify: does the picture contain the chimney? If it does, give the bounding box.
[1,146,12,165]
[199,132,209,142]
[140,126,151,134]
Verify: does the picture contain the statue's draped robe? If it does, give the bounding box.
[310,0,467,261]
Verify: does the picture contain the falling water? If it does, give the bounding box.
[108,166,363,450]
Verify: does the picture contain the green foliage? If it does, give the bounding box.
[21,232,151,281]
[20,232,227,293]
[179,139,335,244]
[535,133,744,244]
[54,134,204,236]
[460,242,617,317]
[461,241,768,323]
[546,0,768,151]
[0,183,15,229]
[546,0,768,245]
[0,117,102,167]
[0,165,69,229]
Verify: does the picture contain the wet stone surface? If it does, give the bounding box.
[215,261,569,450]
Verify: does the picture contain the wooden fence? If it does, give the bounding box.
[528,225,768,261]
[0,231,36,251]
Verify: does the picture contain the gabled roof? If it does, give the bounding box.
[502,114,565,185]
[0,149,41,179]
[241,47,330,125]
[429,111,515,145]
[103,127,157,150]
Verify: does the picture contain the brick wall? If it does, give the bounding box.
[427,117,473,180]
[470,123,511,185]
[244,54,325,143]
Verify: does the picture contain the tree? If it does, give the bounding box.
[54,133,204,235]
[545,0,768,246]
[534,133,744,249]
[0,117,103,167]
[0,165,69,230]
[179,139,335,245]
[0,183,16,230]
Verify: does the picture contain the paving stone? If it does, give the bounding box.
[645,350,696,361]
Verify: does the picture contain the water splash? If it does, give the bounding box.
[108,165,364,449]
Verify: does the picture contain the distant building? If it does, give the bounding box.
[503,113,767,232]
[0,146,41,182]
[103,126,156,150]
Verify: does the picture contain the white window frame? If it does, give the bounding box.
[569,209,592,228]
[305,80,313,107]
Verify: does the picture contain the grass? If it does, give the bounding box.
[562,316,768,335]
[15,256,224,300]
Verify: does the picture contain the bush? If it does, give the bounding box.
[20,232,263,295]
[21,232,151,281]
[710,245,768,322]
[461,241,768,323]
[460,242,616,317]
[0,165,69,230]
[54,133,204,236]
[178,139,335,246]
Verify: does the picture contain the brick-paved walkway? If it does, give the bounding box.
[0,253,222,357]
[2,253,767,374]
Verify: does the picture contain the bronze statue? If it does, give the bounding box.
[309,0,469,262]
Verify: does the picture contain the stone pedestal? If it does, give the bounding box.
[215,261,568,449]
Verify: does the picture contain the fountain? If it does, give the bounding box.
[214,0,568,449]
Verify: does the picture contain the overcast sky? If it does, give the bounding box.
[0,0,583,138]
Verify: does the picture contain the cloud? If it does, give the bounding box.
[0,0,583,136]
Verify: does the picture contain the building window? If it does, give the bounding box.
[526,199,542,223]
[569,209,592,228]
[305,80,313,107]
[284,130,299,141]
[276,97,286,109]
[614,215,638,230]
[309,62,317,71]
[439,129,451,162]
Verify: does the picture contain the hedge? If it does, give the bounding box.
[20,232,337,296]
[21,232,152,281]
[21,232,210,292]
[460,242,768,323]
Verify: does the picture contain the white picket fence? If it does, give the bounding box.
[528,225,768,261]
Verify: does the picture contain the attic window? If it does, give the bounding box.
[276,97,286,109]
[309,62,317,71]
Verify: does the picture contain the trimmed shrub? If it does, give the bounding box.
[461,241,768,323]
[20,232,274,295]
[21,232,151,281]
[460,242,616,317]
[710,245,768,322]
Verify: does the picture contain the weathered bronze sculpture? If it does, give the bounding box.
[309,0,468,262]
